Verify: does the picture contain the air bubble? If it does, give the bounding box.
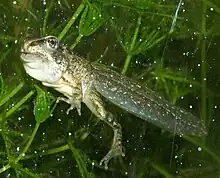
[198,147,202,151]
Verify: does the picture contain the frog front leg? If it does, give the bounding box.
[56,91,82,115]
[42,81,82,115]
[83,87,125,169]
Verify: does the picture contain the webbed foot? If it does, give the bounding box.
[99,144,125,169]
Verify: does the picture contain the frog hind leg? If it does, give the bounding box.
[83,88,125,169]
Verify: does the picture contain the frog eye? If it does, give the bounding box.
[45,37,59,50]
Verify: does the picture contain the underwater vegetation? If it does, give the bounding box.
[0,0,220,177]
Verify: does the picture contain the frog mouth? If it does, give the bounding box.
[20,51,29,55]
[20,47,38,57]
[20,50,34,63]
[20,50,44,65]
[20,47,29,54]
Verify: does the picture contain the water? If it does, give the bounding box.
[0,0,220,177]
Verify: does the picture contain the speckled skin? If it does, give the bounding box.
[20,36,206,169]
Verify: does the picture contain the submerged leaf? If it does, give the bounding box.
[79,2,103,36]
[34,85,54,123]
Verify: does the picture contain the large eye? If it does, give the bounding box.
[45,37,59,50]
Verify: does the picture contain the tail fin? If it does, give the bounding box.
[93,64,206,136]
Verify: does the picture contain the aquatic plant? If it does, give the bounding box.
[0,0,220,177]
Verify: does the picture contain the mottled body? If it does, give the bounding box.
[20,36,206,169]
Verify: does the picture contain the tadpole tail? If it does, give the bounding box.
[93,64,206,136]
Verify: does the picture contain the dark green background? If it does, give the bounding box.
[0,0,220,177]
